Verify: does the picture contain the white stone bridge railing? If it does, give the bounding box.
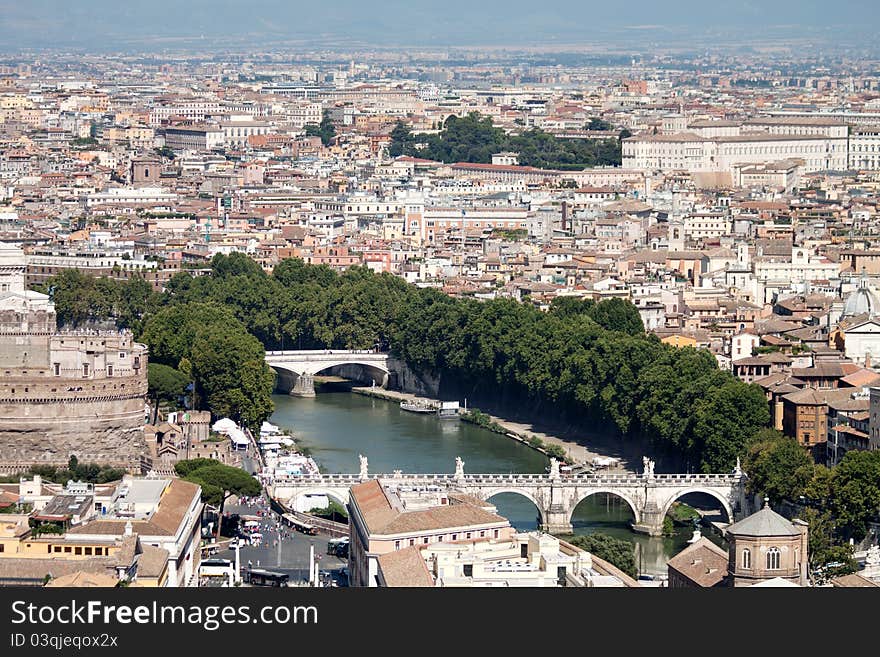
[269,470,749,537]
[271,472,742,487]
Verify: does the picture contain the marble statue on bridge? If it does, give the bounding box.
[549,457,560,479]
[359,454,369,479]
[455,456,465,479]
[642,456,655,478]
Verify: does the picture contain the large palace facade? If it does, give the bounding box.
[0,245,148,471]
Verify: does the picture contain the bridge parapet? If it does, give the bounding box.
[269,470,749,538]
[271,472,745,487]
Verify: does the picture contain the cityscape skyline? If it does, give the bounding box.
[2,1,880,53]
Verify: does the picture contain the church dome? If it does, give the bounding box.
[842,277,879,319]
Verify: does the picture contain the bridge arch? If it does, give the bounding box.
[570,489,641,526]
[269,364,304,394]
[484,488,545,526]
[311,361,390,385]
[660,487,734,524]
[287,488,350,512]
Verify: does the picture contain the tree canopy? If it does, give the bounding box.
[743,430,816,503]
[563,533,637,578]
[174,458,261,507]
[141,301,275,428]
[388,112,622,169]
[36,253,771,471]
[147,362,189,404]
[305,109,336,146]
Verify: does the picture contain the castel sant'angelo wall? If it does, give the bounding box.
[0,245,148,471]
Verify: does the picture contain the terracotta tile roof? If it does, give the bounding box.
[666,537,729,587]
[382,505,508,535]
[840,369,880,388]
[0,535,137,583]
[377,546,434,587]
[350,480,509,536]
[832,573,880,587]
[45,571,119,587]
[136,545,169,578]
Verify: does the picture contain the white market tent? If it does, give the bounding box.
[260,421,280,435]
[212,418,237,433]
[227,428,249,450]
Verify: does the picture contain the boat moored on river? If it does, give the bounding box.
[400,399,437,414]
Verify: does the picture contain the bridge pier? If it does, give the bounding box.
[541,505,573,536]
[290,373,315,397]
[631,501,665,536]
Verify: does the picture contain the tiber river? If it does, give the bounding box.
[269,391,727,576]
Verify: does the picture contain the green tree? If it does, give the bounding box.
[798,507,857,581]
[692,382,770,472]
[830,450,880,541]
[305,109,336,146]
[147,363,189,405]
[586,298,644,335]
[743,431,815,502]
[586,117,613,131]
[190,323,275,428]
[154,146,175,159]
[175,459,261,538]
[563,533,637,578]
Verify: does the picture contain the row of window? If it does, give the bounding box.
[49,544,109,556]
[742,547,781,570]
[393,528,500,550]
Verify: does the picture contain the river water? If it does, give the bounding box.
[269,391,725,576]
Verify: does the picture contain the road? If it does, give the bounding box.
[212,496,348,586]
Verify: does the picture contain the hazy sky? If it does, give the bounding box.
[1,1,878,51]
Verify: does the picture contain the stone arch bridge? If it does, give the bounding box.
[266,350,392,397]
[268,469,749,536]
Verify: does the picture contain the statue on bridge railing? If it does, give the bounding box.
[642,456,655,479]
[359,454,369,479]
[549,457,561,480]
[455,456,465,480]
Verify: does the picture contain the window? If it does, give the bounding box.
[408,539,415,547]
[742,548,751,569]
[423,537,429,544]
[493,530,499,539]
[74,547,82,555]
[480,531,486,538]
[767,547,780,570]
[394,540,400,550]
[451,534,457,541]
[107,365,113,377]
[85,547,92,556]
[466,532,471,540]
[82,363,89,377]
[53,363,60,376]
